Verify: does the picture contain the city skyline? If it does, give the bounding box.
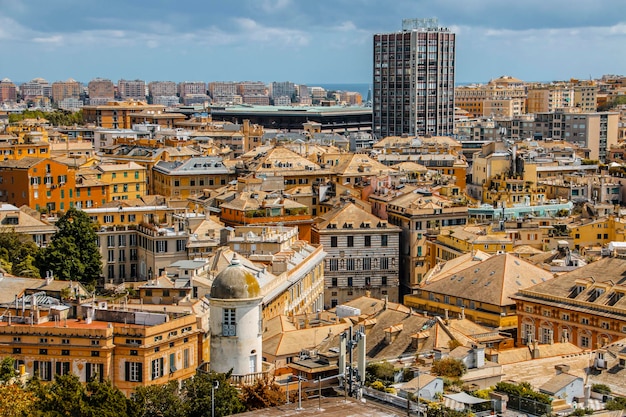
[1,0,625,84]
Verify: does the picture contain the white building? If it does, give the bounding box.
[209,255,264,379]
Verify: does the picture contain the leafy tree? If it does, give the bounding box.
[605,397,626,411]
[128,381,187,417]
[36,208,101,286]
[84,379,129,417]
[0,357,17,383]
[183,371,245,417]
[240,376,285,410]
[366,361,396,384]
[0,383,36,417]
[8,110,83,126]
[431,358,467,378]
[32,373,89,417]
[0,230,40,277]
[590,383,611,394]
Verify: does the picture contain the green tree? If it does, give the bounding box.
[0,357,16,383]
[183,371,245,417]
[0,383,36,417]
[128,381,187,417]
[0,230,41,277]
[431,358,467,378]
[84,379,129,417]
[36,208,101,286]
[240,376,285,410]
[366,361,396,384]
[31,374,88,417]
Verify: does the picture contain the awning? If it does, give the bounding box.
[444,392,489,405]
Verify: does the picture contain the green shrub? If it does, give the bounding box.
[591,383,611,395]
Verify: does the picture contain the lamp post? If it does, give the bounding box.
[416,370,421,417]
[290,374,307,411]
[211,380,219,417]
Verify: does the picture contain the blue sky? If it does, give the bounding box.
[1,0,625,85]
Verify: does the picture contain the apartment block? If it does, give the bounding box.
[0,78,17,102]
[152,156,234,199]
[312,203,401,307]
[82,101,166,129]
[533,110,619,161]
[512,257,626,349]
[387,189,468,293]
[51,79,82,104]
[88,78,115,103]
[373,18,455,137]
[148,81,177,98]
[117,79,146,101]
[0,302,200,396]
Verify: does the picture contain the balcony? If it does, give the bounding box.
[197,361,274,386]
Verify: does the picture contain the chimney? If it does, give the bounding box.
[444,309,449,321]
[383,295,388,311]
[460,306,465,320]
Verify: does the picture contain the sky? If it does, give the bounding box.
[1,0,625,85]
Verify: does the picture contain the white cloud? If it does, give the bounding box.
[259,0,292,13]
[335,21,357,32]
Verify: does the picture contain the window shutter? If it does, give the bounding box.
[86,363,91,381]
[138,363,143,382]
[125,362,130,382]
[98,364,104,382]
[56,362,61,376]
[33,361,39,377]
[46,362,52,381]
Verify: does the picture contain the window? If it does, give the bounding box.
[601,322,610,330]
[108,250,115,263]
[126,362,143,382]
[381,276,387,285]
[34,361,52,381]
[347,236,354,247]
[330,236,337,247]
[364,236,371,247]
[55,362,70,376]
[581,335,590,348]
[156,241,167,253]
[176,239,186,252]
[12,348,21,354]
[346,259,355,270]
[169,353,177,374]
[381,235,388,246]
[562,314,570,321]
[61,349,70,356]
[581,317,589,325]
[331,277,338,287]
[362,257,371,270]
[118,235,126,247]
[380,257,389,270]
[151,358,164,380]
[104,215,113,223]
[223,308,236,336]
[348,277,353,286]
[329,259,338,271]
[40,338,48,344]
[183,348,190,369]
[130,350,138,356]
[107,236,115,247]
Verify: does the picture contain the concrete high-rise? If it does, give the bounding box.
[373,18,455,138]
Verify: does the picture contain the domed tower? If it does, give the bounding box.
[209,255,263,376]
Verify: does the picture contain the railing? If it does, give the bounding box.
[197,361,274,386]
